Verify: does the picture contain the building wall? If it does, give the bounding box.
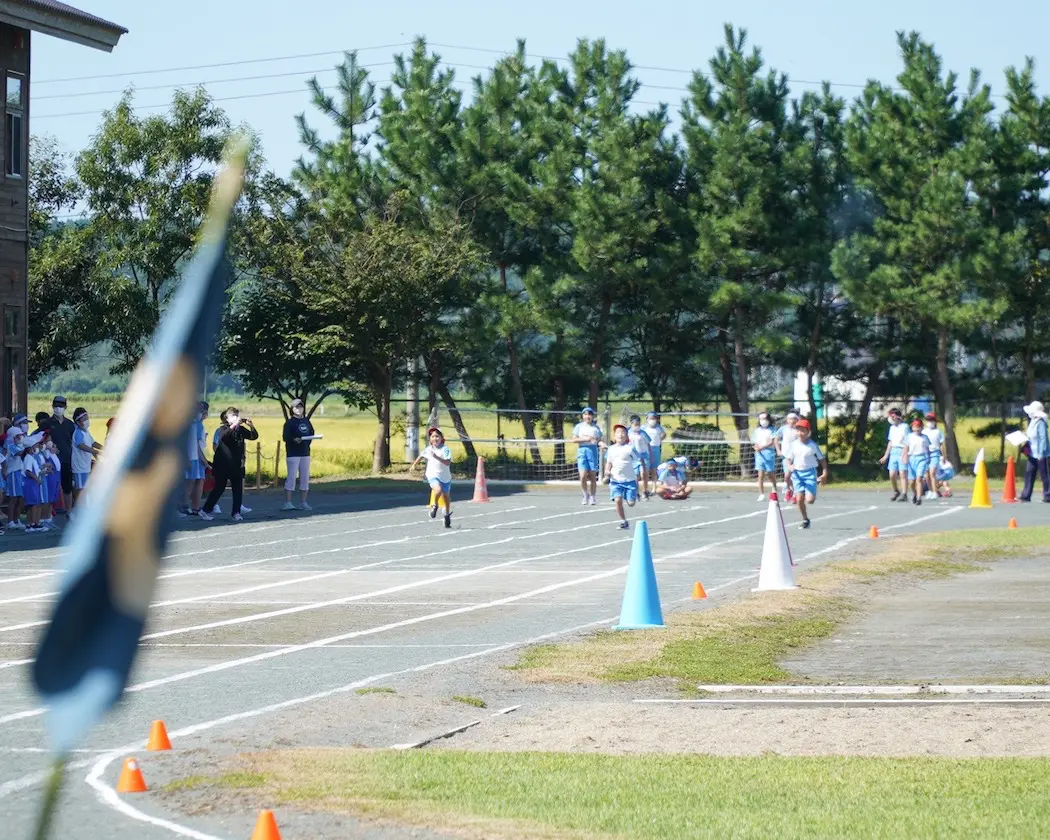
[0,22,28,418]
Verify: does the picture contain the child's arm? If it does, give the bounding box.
[817,457,828,484]
[411,447,430,470]
[430,448,452,466]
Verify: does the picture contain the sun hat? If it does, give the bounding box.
[1024,401,1047,419]
[795,418,811,430]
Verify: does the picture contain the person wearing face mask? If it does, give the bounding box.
[282,398,315,512]
[752,411,777,501]
[71,407,103,507]
[4,421,27,530]
[48,395,76,516]
[202,407,258,521]
[645,412,667,470]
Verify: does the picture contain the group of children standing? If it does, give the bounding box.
[879,408,954,504]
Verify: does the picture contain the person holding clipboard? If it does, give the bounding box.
[282,398,321,511]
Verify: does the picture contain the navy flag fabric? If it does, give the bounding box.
[31,141,249,756]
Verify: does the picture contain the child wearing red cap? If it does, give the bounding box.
[412,427,453,528]
[782,418,827,529]
[904,418,931,505]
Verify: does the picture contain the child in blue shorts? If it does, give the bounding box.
[604,424,640,530]
[412,427,454,529]
[783,419,828,530]
[904,418,931,505]
[752,411,777,501]
[572,408,604,506]
[879,407,908,502]
[4,426,26,530]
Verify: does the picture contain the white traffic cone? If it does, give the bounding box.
[754,492,797,591]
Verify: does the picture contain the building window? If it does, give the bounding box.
[6,75,23,178]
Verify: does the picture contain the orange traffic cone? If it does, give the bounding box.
[147,720,171,751]
[1009,518,1018,530]
[869,526,879,539]
[116,757,148,793]
[1002,456,1019,503]
[471,457,490,503]
[251,809,282,840]
[692,581,707,600]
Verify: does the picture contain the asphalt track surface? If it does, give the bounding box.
[0,484,1034,838]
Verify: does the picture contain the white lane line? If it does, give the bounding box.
[0,509,765,726]
[391,705,521,750]
[0,571,56,585]
[694,684,1050,695]
[635,698,1050,707]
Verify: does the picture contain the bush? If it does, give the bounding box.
[828,414,888,464]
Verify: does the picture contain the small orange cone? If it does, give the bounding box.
[692,582,707,600]
[471,456,490,503]
[116,757,148,793]
[1002,456,1019,503]
[147,720,171,751]
[251,809,282,840]
[869,526,879,539]
[1009,518,1018,530]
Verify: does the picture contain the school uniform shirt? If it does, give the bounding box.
[661,471,683,490]
[752,426,775,450]
[422,444,453,484]
[923,426,944,457]
[606,443,640,483]
[646,422,666,448]
[72,427,96,474]
[283,416,315,458]
[776,424,799,451]
[628,427,652,458]
[4,435,24,474]
[887,422,908,450]
[187,418,206,462]
[573,422,602,452]
[906,431,930,458]
[784,439,824,472]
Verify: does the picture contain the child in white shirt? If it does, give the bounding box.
[783,419,828,530]
[604,424,640,530]
[412,427,454,529]
[752,411,777,501]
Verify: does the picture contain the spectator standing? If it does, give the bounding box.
[282,398,315,511]
[202,407,258,521]
[71,407,102,506]
[48,395,76,515]
[182,401,210,518]
[1020,401,1050,503]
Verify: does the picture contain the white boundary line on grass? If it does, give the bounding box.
[692,684,1050,695]
[635,698,1050,707]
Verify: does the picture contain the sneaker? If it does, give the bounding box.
[618,520,630,530]
[27,525,45,533]
[581,494,589,505]
[898,494,908,503]
[299,502,312,511]
[213,503,222,514]
[925,491,937,500]
[8,521,24,530]
[444,512,451,529]
[589,495,596,506]
[800,519,811,530]
[232,513,244,522]
[915,496,922,506]
[758,493,766,502]
[430,504,438,520]
[177,509,190,519]
[240,505,252,514]
[280,501,296,512]
[891,491,901,502]
[197,509,214,521]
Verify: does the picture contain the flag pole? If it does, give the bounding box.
[30,757,67,840]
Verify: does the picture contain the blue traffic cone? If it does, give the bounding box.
[614,521,664,629]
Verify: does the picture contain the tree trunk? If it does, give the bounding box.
[931,326,961,467]
[718,324,750,478]
[500,263,541,465]
[552,375,567,465]
[806,370,818,429]
[423,351,477,461]
[588,296,613,410]
[372,367,392,474]
[1023,314,1036,403]
[848,361,883,467]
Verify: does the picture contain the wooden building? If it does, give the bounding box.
[0,1,125,417]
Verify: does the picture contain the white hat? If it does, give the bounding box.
[1024,401,1047,419]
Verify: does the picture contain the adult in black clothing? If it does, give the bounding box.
[201,407,258,520]
[282,398,315,511]
[48,395,76,514]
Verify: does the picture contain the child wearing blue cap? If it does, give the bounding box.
[572,407,604,505]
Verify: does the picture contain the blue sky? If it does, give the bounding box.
[31,0,1050,177]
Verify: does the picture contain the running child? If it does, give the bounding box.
[922,412,944,499]
[656,457,691,500]
[412,427,454,528]
[604,424,640,529]
[879,407,908,502]
[627,414,653,499]
[775,411,801,503]
[904,418,930,505]
[572,407,604,506]
[782,418,828,530]
[645,412,667,469]
[752,411,776,501]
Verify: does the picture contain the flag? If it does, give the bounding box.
[31,140,250,756]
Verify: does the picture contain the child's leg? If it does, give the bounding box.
[588,471,598,498]
[440,489,451,512]
[579,468,589,497]
[615,495,625,521]
[192,478,204,511]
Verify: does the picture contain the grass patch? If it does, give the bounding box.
[219,748,1050,839]
[512,527,1050,688]
[162,771,265,794]
[355,686,396,696]
[451,695,487,708]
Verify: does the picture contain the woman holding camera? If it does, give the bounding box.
[201,407,258,521]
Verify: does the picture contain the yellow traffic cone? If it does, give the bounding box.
[969,460,992,509]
